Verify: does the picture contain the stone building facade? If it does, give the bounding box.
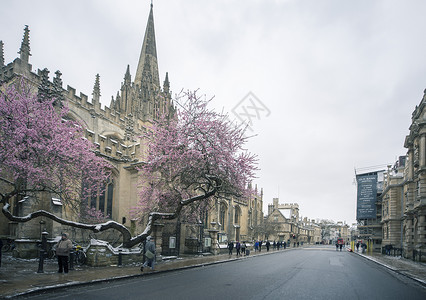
[402,89,426,260]
[0,4,264,257]
[265,198,321,245]
[364,89,426,260]
[0,5,172,245]
[380,158,405,250]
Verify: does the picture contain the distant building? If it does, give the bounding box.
[265,198,321,245]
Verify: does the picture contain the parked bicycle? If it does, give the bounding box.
[1,238,16,252]
[72,244,87,265]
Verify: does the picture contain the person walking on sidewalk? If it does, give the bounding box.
[266,240,270,252]
[356,242,360,252]
[241,242,246,256]
[56,233,72,274]
[361,242,367,253]
[235,241,241,256]
[142,236,156,271]
[254,241,259,252]
[228,241,234,255]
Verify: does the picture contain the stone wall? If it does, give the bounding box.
[85,239,143,267]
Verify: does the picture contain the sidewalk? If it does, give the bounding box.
[1,246,425,298]
[0,248,268,299]
[352,248,426,286]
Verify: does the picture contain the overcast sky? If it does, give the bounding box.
[2,0,426,225]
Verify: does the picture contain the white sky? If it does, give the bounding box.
[2,0,426,225]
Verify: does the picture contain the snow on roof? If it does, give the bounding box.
[279,208,291,219]
[18,196,29,203]
[52,198,62,206]
[88,239,142,255]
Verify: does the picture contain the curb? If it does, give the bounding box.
[352,251,426,287]
[0,247,299,299]
[5,248,288,299]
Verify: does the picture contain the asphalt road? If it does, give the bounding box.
[24,246,425,300]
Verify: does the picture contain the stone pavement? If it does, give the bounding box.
[352,249,426,286]
[1,246,425,299]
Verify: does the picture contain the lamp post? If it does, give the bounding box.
[37,231,48,273]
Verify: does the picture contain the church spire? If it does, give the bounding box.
[18,25,31,64]
[134,3,160,89]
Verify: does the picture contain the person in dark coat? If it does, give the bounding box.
[259,240,262,252]
[241,242,246,256]
[266,241,270,251]
[235,241,241,256]
[228,241,234,255]
[356,242,360,252]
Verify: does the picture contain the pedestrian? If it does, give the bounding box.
[142,236,156,271]
[339,244,343,251]
[259,240,262,252]
[273,241,276,250]
[236,241,241,256]
[335,242,339,251]
[228,241,234,255]
[254,241,259,252]
[297,242,299,247]
[266,240,270,252]
[385,244,393,255]
[356,242,360,252]
[241,242,246,256]
[361,242,367,253]
[283,241,287,249]
[276,241,280,250]
[56,232,73,274]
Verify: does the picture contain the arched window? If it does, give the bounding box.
[234,206,240,225]
[82,177,114,219]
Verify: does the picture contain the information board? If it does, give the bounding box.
[356,173,377,219]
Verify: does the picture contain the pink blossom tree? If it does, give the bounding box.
[1,81,257,249]
[129,90,258,247]
[0,79,122,235]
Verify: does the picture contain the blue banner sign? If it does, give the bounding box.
[356,173,377,219]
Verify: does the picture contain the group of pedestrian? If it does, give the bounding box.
[335,242,343,251]
[355,241,368,253]
[272,240,287,250]
[227,240,291,256]
[228,241,247,256]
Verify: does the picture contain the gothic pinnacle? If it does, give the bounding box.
[0,41,4,67]
[18,25,31,63]
[92,73,101,103]
[124,65,131,83]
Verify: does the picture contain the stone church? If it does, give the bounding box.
[0,4,264,257]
